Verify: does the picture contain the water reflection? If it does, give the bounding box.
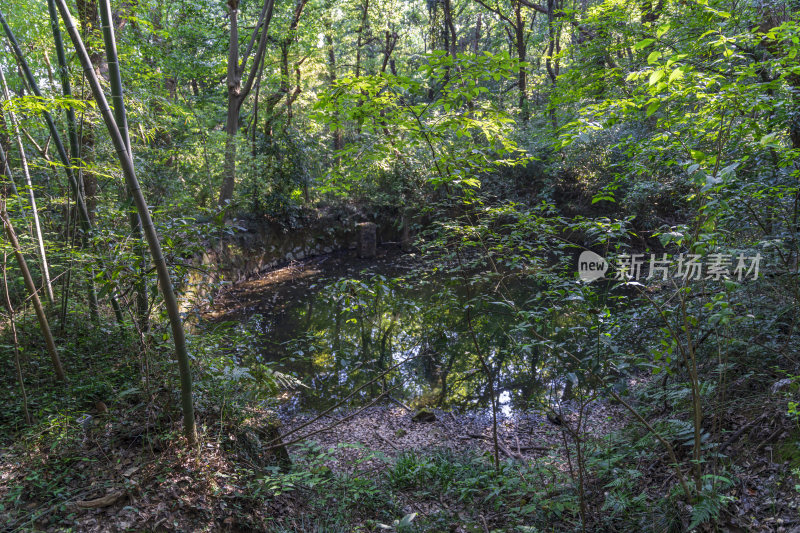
[216,251,598,415]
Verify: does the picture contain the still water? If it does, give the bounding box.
[208,248,599,415]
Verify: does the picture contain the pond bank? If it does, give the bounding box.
[181,211,405,314]
[278,401,627,474]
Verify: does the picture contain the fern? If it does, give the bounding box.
[270,369,308,391]
[688,487,734,530]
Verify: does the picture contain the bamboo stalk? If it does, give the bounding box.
[98,0,149,331]
[46,0,96,326]
[46,0,79,164]
[0,8,123,324]
[2,251,31,425]
[0,66,55,303]
[0,143,19,197]
[0,198,65,382]
[55,0,197,444]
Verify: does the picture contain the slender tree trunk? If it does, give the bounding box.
[354,0,370,131]
[514,0,529,121]
[56,0,198,443]
[466,14,482,119]
[47,0,80,167]
[545,0,560,129]
[220,97,242,205]
[63,0,100,328]
[443,0,456,59]
[355,0,370,79]
[473,13,482,54]
[59,200,77,332]
[0,143,20,196]
[279,42,290,118]
[99,0,149,331]
[325,30,343,159]
[218,0,276,206]
[0,68,55,303]
[1,199,65,382]
[0,8,120,324]
[3,251,31,425]
[251,53,264,156]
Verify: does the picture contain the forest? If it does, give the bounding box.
[0,0,799,531]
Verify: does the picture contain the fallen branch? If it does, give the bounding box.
[75,490,126,509]
[373,428,399,450]
[718,413,768,453]
[263,385,402,451]
[388,396,412,412]
[5,482,120,532]
[264,351,422,448]
[755,425,784,453]
[496,439,524,462]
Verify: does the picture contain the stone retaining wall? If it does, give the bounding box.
[179,215,398,313]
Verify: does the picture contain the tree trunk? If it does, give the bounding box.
[514,0,529,121]
[545,0,560,129]
[0,67,55,303]
[220,93,243,206]
[57,0,198,444]
[218,0,276,206]
[2,251,32,425]
[355,0,370,79]
[443,0,457,59]
[99,0,149,331]
[325,30,344,158]
[1,199,65,382]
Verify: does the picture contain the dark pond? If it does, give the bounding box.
[209,247,606,416]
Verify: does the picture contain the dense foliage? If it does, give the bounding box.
[1,0,800,530]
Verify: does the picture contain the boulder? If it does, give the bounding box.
[412,408,436,423]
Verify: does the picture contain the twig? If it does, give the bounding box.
[264,352,421,447]
[755,426,784,453]
[264,386,402,451]
[388,396,412,412]
[718,413,767,453]
[373,429,399,450]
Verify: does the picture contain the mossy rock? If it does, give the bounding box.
[233,415,291,469]
[412,408,436,423]
[776,432,800,468]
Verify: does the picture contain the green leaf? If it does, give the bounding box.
[649,70,665,85]
[592,194,616,204]
[759,132,779,147]
[668,68,684,83]
[634,38,656,50]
